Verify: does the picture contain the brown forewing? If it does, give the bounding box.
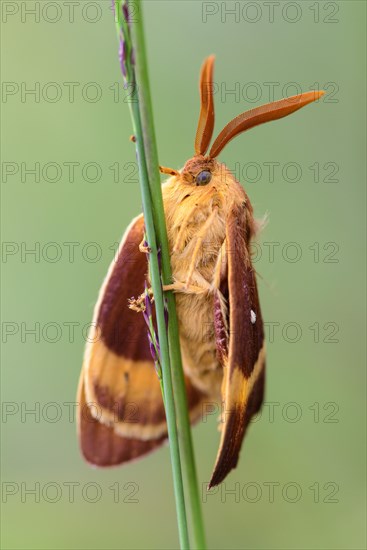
[78,215,204,466]
[210,202,266,487]
[77,377,167,466]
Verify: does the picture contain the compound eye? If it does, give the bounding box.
[195,170,212,186]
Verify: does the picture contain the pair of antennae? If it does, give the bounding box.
[195,55,324,159]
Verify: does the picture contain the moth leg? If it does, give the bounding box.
[163,281,209,295]
[128,286,154,312]
[172,204,201,253]
[174,198,217,253]
[159,165,179,177]
[185,207,219,288]
[139,238,151,255]
[212,239,227,290]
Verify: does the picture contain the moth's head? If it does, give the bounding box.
[161,155,233,196]
[180,155,218,187]
[160,56,324,185]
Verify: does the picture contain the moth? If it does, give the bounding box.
[77,56,323,487]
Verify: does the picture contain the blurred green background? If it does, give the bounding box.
[1,1,366,549]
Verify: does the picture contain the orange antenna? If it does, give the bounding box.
[209,91,325,158]
[194,55,216,156]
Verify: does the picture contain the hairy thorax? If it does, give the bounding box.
[170,206,225,397]
[161,164,243,397]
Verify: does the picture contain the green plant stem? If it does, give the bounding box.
[130,3,206,549]
[114,2,190,547]
[132,97,190,550]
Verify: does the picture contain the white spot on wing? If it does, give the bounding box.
[251,310,256,324]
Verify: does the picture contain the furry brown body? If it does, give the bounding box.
[163,158,249,399]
